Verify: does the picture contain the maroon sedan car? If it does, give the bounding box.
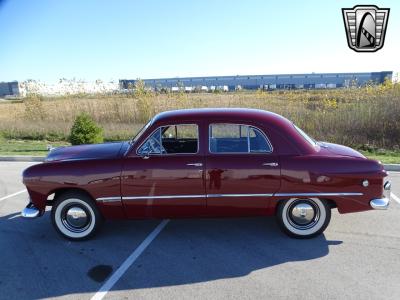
[22,108,391,240]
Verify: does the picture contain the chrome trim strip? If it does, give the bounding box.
[121,193,273,200]
[96,196,122,203]
[207,193,273,198]
[97,192,363,202]
[274,192,363,197]
[123,195,205,200]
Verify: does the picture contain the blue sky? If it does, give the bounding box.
[0,0,399,82]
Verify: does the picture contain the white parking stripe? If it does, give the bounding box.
[8,214,21,220]
[91,219,170,300]
[0,190,26,203]
[392,193,400,205]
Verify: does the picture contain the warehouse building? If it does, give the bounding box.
[120,71,393,92]
[0,81,21,97]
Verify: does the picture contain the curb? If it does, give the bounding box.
[0,156,45,162]
[0,156,399,171]
[384,164,400,172]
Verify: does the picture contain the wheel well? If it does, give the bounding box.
[324,199,337,209]
[47,188,95,205]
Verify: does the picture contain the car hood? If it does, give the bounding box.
[317,142,366,159]
[46,141,130,162]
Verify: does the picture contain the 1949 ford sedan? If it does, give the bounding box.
[22,108,391,240]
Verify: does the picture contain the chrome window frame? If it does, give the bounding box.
[136,123,200,156]
[130,118,154,144]
[208,123,273,154]
[293,124,317,147]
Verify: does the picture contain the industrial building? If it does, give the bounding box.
[120,71,393,92]
[0,71,393,98]
[0,81,21,97]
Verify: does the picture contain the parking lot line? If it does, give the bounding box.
[8,214,21,220]
[91,219,170,300]
[0,189,26,203]
[392,193,400,205]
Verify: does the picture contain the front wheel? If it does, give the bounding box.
[276,198,331,239]
[51,191,103,241]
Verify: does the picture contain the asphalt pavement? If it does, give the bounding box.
[0,162,399,300]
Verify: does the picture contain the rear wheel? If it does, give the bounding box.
[51,191,103,241]
[276,198,331,239]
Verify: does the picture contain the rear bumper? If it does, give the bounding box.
[370,197,390,210]
[370,181,391,210]
[21,202,41,218]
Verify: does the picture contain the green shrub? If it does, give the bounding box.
[69,113,104,145]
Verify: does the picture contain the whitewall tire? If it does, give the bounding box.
[51,191,103,241]
[276,198,331,239]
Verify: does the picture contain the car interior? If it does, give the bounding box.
[161,125,198,154]
[161,137,198,154]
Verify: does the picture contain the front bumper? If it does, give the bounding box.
[21,202,41,218]
[370,181,391,210]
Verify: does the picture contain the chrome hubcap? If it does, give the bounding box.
[287,199,320,230]
[291,203,315,225]
[61,204,91,232]
[66,207,88,228]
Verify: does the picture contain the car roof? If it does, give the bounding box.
[148,108,318,155]
[153,108,290,125]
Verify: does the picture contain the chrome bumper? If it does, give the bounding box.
[370,181,391,210]
[21,202,41,218]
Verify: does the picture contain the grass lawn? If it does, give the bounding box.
[359,150,400,164]
[0,139,70,156]
[0,139,399,164]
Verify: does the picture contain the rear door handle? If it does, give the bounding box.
[187,163,203,167]
[262,162,279,167]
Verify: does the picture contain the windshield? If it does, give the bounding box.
[130,119,153,144]
[293,124,317,147]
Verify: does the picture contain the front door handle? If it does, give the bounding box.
[262,162,279,167]
[187,163,203,167]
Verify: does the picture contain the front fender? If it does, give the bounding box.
[22,159,124,218]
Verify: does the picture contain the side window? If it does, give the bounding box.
[161,124,198,154]
[209,124,272,153]
[138,124,198,155]
[209,124,248,153]
[249,127,271,153]
[138,128,163,155]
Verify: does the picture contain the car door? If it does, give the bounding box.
[121,122,206,218]
[206,123,281,216]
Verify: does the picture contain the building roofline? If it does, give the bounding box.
[120,71,393,82]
